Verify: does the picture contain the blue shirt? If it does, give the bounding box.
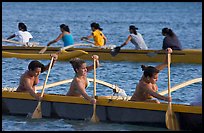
[62,34,74,47]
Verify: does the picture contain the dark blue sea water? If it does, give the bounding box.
[2,2,202,131]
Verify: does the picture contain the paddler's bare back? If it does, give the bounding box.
[130,79,158,101]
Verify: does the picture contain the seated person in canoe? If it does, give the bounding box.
[16,54,58,100]
[130,48,172,103]
[47,24,74,47]
[81,22,107,47]
[119,25,148,50]
[7,22,33,46]
[66,55,100,104]
[162,27,182,50]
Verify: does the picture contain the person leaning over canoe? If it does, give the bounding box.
[47,24,74,47]
[162,27,182,50]
[118,25,148,50]
[7,22,33,46]
[130,48,172,103]
[66,55,100,104]
[81,22,107,46]
[16,54,58,101]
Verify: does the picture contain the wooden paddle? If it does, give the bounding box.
[110,46,121,57]
[90,58,100,123]
[2,38,39,47]
[31,57,54,119]
[39,46,48,54]
[82,38,116,49]
[39,43,94,54]
[81,38,95,45]
[165,53,180,130]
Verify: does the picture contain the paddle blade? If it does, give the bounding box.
[31,102,42,119]
[91,115,100,123]
[110,46,121,57]
[165,105,180,130]
[39,46,48,54]
[90,104,100,123]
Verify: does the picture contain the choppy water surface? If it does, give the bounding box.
[2,2,202,131]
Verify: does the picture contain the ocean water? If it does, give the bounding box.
[2,2,202,131]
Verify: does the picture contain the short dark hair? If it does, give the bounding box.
[18,22,27,31]
[28,60,45,72]
[129,25,138,30]
[60,24,70,32]
[162,27,174,37]
[129,25,138,35]
[141,65,160,77]
[90,22,103,31]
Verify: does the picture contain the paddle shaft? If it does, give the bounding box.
[90,58,99,123]
[60,43,94,51]
[31,57,54,118]
[93,59,97,97]
[39,43,94,54]
[166,52,180,130]
[82,39,95,45]
[82,39,116,49]
[40,57,54,97]
[167,53,171,98]
[39,46,48,54]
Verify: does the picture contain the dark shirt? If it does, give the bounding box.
[162,35,182,50]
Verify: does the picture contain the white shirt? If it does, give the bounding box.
[130,33,148,50]
[15,31,33,43]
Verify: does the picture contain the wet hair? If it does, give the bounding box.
[129,25,138,35]
[90,22,103,31]
[60,24,70,32]
[18,22,27,31]
[69,58,86,73]
[141,65,160,78]
[28,60,45,72]
[162,28,174,37]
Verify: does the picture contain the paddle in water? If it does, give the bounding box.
[90,58,100,123]
[165,52,180,130]
[31,57,54,119]
[110,46,121,56]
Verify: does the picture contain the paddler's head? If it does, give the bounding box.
[141,65,160,84]
[28,60,45,77]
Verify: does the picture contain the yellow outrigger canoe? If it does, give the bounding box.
[2,45,202,64]
[2,50,88,61]
[2,90,202,130]
[2,77,202,130]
